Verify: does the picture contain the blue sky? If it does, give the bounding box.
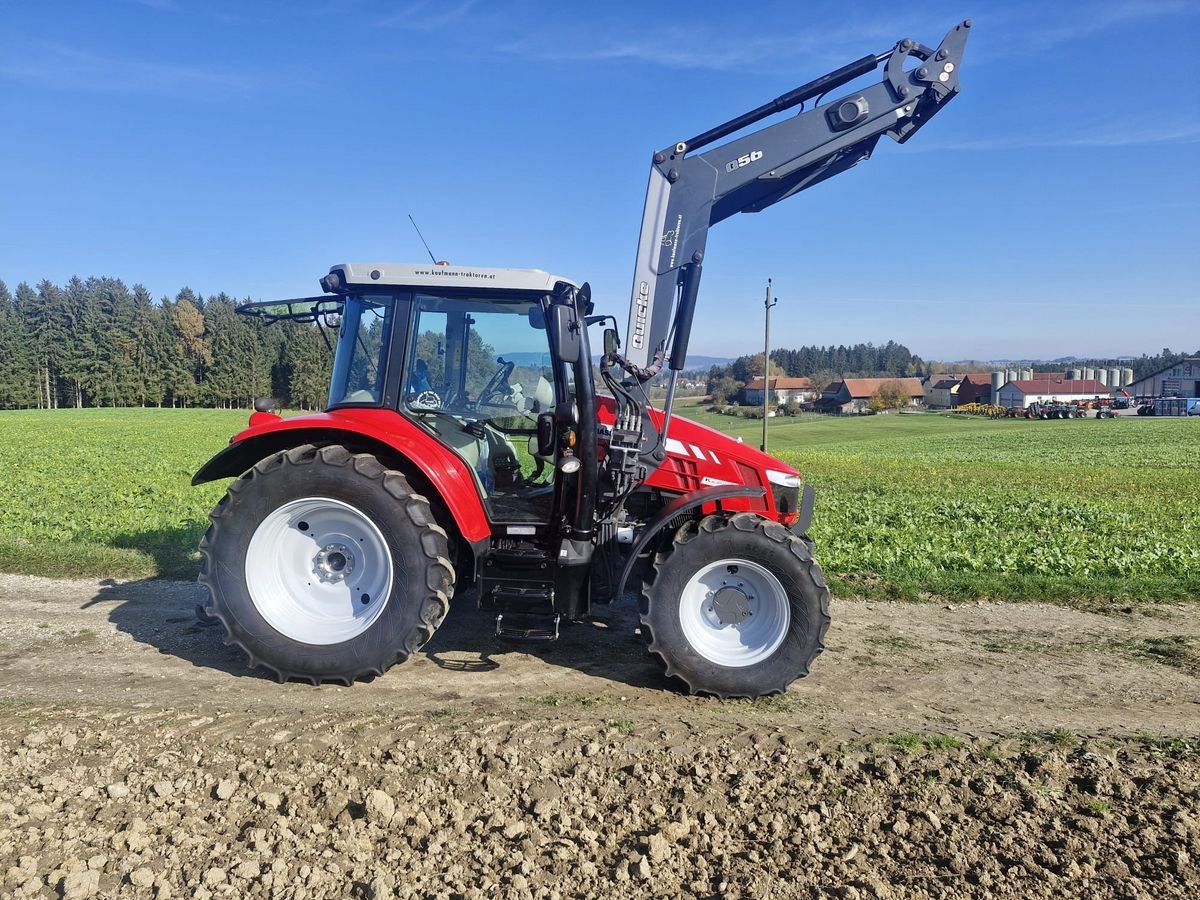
[1,0,1196,362]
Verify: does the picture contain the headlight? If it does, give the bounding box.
[765,469,802,488]
[766,469,802,514]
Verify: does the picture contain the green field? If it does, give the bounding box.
[1,407,1197,604]
[0,409,243,579]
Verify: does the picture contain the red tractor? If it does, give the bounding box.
[193,23,971,697]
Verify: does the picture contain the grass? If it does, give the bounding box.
[0,407,1197,607]
[1046,728,1078,748]
[520,693,616,709]
[885,733,965,753]
[864,632,923,653]
[428,705,467,720]
[1116,635,1199,673]
[0,408,245,579]
[747,694,801,714]
[1134,734,1198,758]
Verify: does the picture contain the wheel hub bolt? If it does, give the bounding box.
[314,543,356,584]
[711,587,752,626]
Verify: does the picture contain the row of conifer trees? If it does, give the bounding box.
[0,277,331,410]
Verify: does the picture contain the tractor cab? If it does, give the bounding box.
[287,264,588,526]
[333,287,562,522]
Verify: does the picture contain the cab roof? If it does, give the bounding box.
[329,263,577,293]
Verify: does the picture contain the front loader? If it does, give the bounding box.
[193,21,971,697]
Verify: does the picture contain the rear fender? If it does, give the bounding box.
[192,413,491,545]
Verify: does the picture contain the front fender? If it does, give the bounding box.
[192,409,491,543]
[614,484,766,600]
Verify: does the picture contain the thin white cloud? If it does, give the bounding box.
[0,43,259,98]
[501,1,1196,73]
[997,0,1196,53]
[961,0,1199,64]
[499,17,938,74]
[375,0,479,30]
[125,0,178,10]
[915,122,1200,152]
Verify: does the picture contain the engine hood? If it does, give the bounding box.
[597,397,801,504]
[652,409,798,476]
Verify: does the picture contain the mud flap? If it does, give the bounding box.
[789,484,816,538]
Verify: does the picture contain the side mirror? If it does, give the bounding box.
[603,327,619,357]
[550,303,581,364]
[536,412,556,457]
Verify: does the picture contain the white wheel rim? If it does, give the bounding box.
[678,559,790,668]
[245,497,393,645]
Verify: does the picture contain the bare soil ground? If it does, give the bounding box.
[1,573,1198,898]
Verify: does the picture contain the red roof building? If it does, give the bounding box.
[818,377,926,414]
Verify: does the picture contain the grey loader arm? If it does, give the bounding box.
[623,20,972,369]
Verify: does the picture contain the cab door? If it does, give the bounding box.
[401,293,563,525]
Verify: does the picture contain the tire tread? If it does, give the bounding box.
[640,512,831,699]
[198,444,454,685]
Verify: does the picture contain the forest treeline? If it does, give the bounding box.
[706,341,927,402]
[1,274,1194,412]
[0,277,331,410]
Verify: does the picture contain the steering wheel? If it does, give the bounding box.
[475,358,515,407]
[411,390,442,409]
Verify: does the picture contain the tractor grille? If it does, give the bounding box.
[662,455,700,492]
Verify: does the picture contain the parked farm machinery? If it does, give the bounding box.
[954,402,1008,418]
[1019,401,1117,419]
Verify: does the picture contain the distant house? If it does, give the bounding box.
[996,379,1111,409]
[817,377,926,414]
[739,376,817,407]
[922,378,958,409]
[953,373,996,406]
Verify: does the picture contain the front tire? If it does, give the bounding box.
[640,512,831,698]
[199,444,455,684]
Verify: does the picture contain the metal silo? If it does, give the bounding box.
[1066,368,1081,381]
[1083,367,1096,381]
[1096,369,1108,385]
[1109,367,1122,387]
[1006,368,1017,385]
[1021,367,1034,381]
[991,371,1004,404]
[1122,367,1134,387]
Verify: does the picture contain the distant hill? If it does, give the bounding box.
[684,355,734,369]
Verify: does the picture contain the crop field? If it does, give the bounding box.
[0,409,242,579]
[681,404,1200,603]
[0,407,1197,604]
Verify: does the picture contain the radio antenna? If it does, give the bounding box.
[408,215,439,265]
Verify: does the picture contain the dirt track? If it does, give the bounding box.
[1,574,1198,898]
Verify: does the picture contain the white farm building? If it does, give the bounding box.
[996,378,1111,409]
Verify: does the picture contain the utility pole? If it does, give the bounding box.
[761,278,777,452]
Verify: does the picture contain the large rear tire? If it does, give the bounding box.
[640,512,831,698]
[199,444,455,684]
